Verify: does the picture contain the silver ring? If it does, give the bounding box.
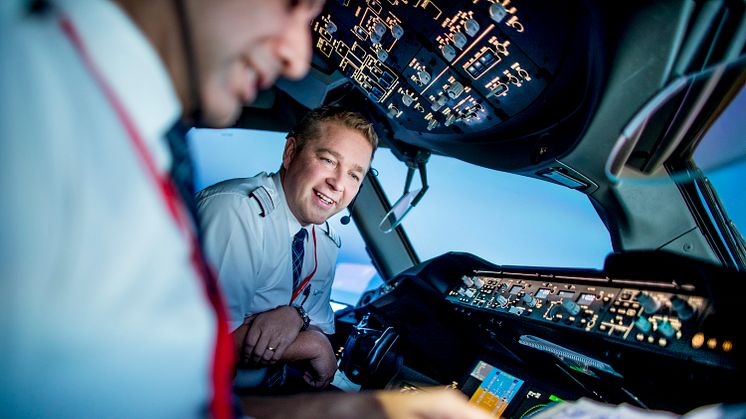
[267,346,276,352]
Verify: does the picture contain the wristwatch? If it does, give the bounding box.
[293,305,310,331]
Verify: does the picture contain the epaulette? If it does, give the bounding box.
[248,186,275,217]
[319,221,342,248]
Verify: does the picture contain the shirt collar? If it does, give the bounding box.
[270,172,309,241]
[60,0,181,171]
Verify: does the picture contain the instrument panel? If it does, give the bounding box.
[339,252,744,414]
[312,0,594,140]
[446,270,733,369]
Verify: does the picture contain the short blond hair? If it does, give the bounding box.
[288,106,379,156]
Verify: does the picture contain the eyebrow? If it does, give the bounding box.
[317,148,366,174]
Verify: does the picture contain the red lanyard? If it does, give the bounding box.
[59,16,234,419]
[291,226,319,304]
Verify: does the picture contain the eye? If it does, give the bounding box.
[320,156,335,166]
[350,173,361,182]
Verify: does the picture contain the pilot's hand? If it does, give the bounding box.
[299,330,338,388]
[242,305,303,365]
[375,389,493,419]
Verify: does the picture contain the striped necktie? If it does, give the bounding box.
[291,228,308,292]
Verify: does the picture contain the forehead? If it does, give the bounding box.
[306,122,373,167]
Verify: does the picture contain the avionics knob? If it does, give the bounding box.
[417,69,431,85]
[376,48,388,63]
[670,295,696,321]
[561,299,581,316]
[637,292,661,314]
[489,4,508,22]
[370,31,382,44]
[440,44,456,62]
[447,81,464,99]
[657,320,676,338]
[325,21,337,34]
[453,32,467,49]
[401,94,413,107]
[634,316,652,333]
[464,18,480,36]
[391,24,404,40]
[461,275,474,288]
[522,293,537,308]
[373,21,386,37]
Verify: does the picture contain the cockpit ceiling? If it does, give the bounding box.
[304,0,610,170]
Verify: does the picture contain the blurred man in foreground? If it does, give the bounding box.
[0,1,492,418]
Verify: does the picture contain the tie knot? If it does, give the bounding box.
[294,228,307,243]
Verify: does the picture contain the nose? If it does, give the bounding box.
[327,170,345,193]
[277,13,313,80]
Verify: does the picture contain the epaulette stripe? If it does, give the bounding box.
[248,186,275,217]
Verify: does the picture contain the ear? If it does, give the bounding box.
[282,136,298,170]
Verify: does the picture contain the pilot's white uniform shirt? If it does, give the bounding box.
[197,172,337,334]
[0,1,215,417]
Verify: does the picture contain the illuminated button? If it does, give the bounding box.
[391,24,404,40]
[465,18,480,36]
[636,333,645,342]
[496,295,508,306]
[707,338,717,349]
[722,341,733,352]
[647,336,655,344]
[453,32,467,49]
[622,302,630,308]
[440,44,456,62]
[599,324,608,332]
[691,333,705,349]
[614,301,621,307]
[568,316,576,323]
[464,289,476,298]
[626,308,637,316]
[580,318,587,325]
[609,307,616,313]
[489,3,508,22]
[658,338,668,347]
[603,296,610,303]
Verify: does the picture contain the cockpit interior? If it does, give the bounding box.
[232,0,745,416]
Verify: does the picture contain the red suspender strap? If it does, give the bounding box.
[59,17,234,419]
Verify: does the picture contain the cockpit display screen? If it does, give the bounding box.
[462,361,524,417]
[535,288,551,299]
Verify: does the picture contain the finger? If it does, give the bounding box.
[260,344,276,363]
[243,325,261,359]
[270,342,288,363]
[252,333,270,363]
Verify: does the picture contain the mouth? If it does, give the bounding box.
[239,67,259,104]
[314,190,337,207]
